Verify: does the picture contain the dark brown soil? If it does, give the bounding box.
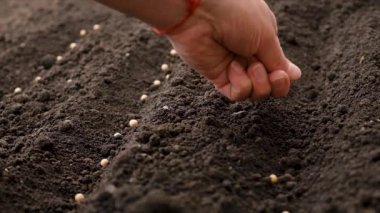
[0,0,379,212]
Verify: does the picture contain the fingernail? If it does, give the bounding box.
[253,64,267,82]
[288,63,302,80]
[272,76,288,90]
[231,61,244,73]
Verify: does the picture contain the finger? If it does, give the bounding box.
[247,62,271,100]
[269,70,290,97]
[256,34,302,80]
[216,61,252,101]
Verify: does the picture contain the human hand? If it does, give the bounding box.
[167,0,302,101]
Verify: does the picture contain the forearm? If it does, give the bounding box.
[96,0,188,30]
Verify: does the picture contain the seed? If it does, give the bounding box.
[100,159,110,167]
[170,49,177,56]
[165,74,170,80]
[113,132,122,139]
[129,119,138,127]
[80,29,87,36]
[140,94,148,101]
[14,87,22,94]
[153,80,161,86]
[69,42,77,49]
[56,55,63,62]
[74,193,85,204]
[125,53,130,57]
[269,174,278,184]
[67,79,73,83]
[163,106,169,110]
[93,24,100,30]
[161,64,169,72]
[34,76,42,82]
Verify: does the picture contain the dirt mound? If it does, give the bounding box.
[0,0,379,212]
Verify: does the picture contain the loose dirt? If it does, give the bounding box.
[0,0,379,212]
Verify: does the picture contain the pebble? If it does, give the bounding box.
[40,54,56,69]
[165,74,170,80]
[60,119,74,132]
[67,79,73,83]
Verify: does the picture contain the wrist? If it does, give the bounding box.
[165,0,215,36]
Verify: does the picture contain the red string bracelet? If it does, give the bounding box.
[154,0,201,35]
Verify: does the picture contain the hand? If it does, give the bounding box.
[167,0,301,101]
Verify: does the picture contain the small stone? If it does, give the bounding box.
[40,54,56,69]
[60,120,74,132]
[163,106,169,110]
[67,79,73,83]
[165,74,170,80]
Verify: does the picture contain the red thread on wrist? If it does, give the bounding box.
[154,0,201,35]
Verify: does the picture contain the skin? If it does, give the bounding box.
[96,0,302,101]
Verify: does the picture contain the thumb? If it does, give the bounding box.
[256,34,301,80]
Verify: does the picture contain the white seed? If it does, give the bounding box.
[69,42,77,49]
[113,132,122,138]
[359,55,365,64]
[161,64,169,72]
[67,79,73,83]
[93,24,100,30]
[170,49,177,56]
[79,29,87,36]
[34,76,42,82]
[269,174,278,184]
[165,74,170,80]
[153,80,161,86]
[163,106,169,110]
[125,53,130,57]
[140,94,148,101]
[100,159,110,167]
[14,87,22,94]
[129,119,138,127]
[74,193,85,204]
[56,55,63,62]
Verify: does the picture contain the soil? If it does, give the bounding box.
[0,0,379,212]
